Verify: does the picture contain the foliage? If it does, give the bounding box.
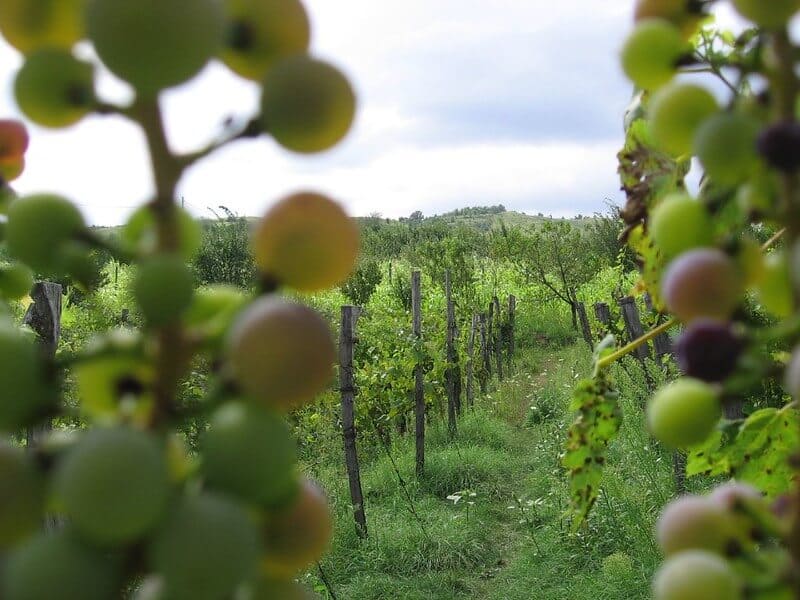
[192,207,255,289]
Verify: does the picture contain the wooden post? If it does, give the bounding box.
[576,302,593,349]
[486,301,494,379]
[412,271,425,478]
[339,306,367,538]
[388,261,393,285]
[466,313,478,409]
[493,296,503,382]
[673,452,686,496]
[594,302,612,337]
[618,296,650,360]
[643,293,673,359]
[507,295,516,366]
[445,271,458,436]
[479,313,488,394]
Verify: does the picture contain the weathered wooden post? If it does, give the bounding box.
[618,296,650,360]
[576,302,593,349]
[492,296,503,381]
[412,271,425,478]
[466,313,478,409]
[486,301,494,379]
[673,452,686,496]
[339,306,367,538]
[507,295,516,367]
[479,313,488,394]
[643,293,673,359]
[445,271,458,436]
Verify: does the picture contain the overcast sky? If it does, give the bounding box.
[0,2,748,226]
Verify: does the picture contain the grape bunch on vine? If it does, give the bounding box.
[0,0,358,598]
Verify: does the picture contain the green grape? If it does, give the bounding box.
[649,83,718,157]
[652,550,742,600]
[74,353,153,422]
[646,378,720,449]
[261,55,357,153]
[14,48,95,128]
[661,249,742,323]
[133,256,195,326]
[731,0,800,29]
[261,477,332,578]
[221,0,311,81]
[649,193,713,258]
[123,205,201,259]
[0,324,54,432]
[86,0,224,96]
[252,192,360,291]
[693,113,761,187]
[735,237,764,287]
[634,0,702,38]
[202,402,298,507]
[0,155,25,182]
[226,297,335,411]
[0,263,34,299]
[2,530,118,600]
[53,427,170,545]
[0,0,84,54]
[620,19,686,90]
[757,251,793,318]
[656,495,736,556]
[0,119,29,161]
[0,443,43,549]
[6,193,86,273]
[148,492,260,600]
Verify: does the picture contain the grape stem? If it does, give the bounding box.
[176,117,262,169]
[595,318,676,372]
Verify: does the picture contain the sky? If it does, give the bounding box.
[0,1,749,226]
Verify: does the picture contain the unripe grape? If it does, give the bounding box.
[14,48,95,128]
[661,249,741,323]
[54,427,170,545]
[227,297,335,410]
[646,378,720,449]
[0,120,29,161]
[675,320,743,382]
[222,0,311,81]
[758,251,793,318]
[0,444,43,549]
[634,0,702,37]
[731,0,800,29]
[757,120,800,172]
[649,193,713,259]
[0,324,54,431]
[123,205,201,260]
[693,113,761,186]
[252,192,359,291]
[620,19,686,90]
[656,495,736,555]
[261,55,357,153]
[0,0,84,54]
[262,477,332,578]
[652,550,742,600]
[133,256,195,326]
[2,531,118,600]
[185,284,248,342]
[86,0,225,96]
[149,492,260,600]
[75,353,153,421]
[735,236,765,286]
[201,402,298,507]
[649,83,718,157]
[0,263,34,299]
[0,155,25,182]
[709,481,763,511]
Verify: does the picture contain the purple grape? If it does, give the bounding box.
[675,320,744,382]
[757,120,800,172]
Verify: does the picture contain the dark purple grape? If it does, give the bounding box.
[675,319,744,382]
[756,121,800,172]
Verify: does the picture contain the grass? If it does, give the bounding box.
[303,342,679,599]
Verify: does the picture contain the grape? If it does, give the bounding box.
[86,0,224,96]
[652,550,742,600]
[221,0,311,81]
[54,427,170,545]
[0,324,54,432]
[646,378,720,449]
[0,0,84,54]
[0,155,25,182]
[252,192,360,291]
[201,402,298,507]
[14,48,95,128]
[709,481,763,510]
[185,285,248,343]
[735,176,778,215]
[6,194,86,273]
[74,354,153,421]
[735,236,765,285]
[0,263,34,300]
[133,256,195,326]
[620,19,686,90]
[261,55,357,153]
[148,492,260,600]
[0,444,43,549]
[693,113,761,187]
[757,120,800,172]
[731,0,800,29]
[656,495,736,556]
[226,297,336,411]
[123,205,201,260]
[674,319,743,382]
[757,251,792,318]
[2,530,119,600]
[261,477,332,578]
[634,0,701,37]
[649,84,718,157]
[0,120,29,161]
[661,249,742,323]
[649,193,713,258]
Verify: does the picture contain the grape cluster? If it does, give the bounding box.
[621,1,800,597]
[0,0,359,598]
